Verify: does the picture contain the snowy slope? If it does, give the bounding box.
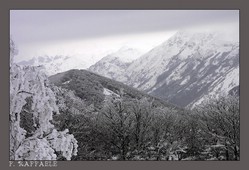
[123,30,239,107]
[88,47,143,82]
[17,55,96,76]
[89,30,239,108]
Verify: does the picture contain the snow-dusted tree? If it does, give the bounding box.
[99,94,133,160]
[196,95,239,160]
[10,39,78,160]
[51,86,89,116]
[127,98,154,151]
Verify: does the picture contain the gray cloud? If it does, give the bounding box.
[10,10,239,45]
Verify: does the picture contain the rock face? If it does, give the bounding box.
[89,31,239,108]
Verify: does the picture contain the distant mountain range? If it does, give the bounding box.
[89,31,239,108]
[17,47,143,77]
[18,54,95,76]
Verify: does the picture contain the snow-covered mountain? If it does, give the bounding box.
[17,55,95,76]
[88,47,143,82]
[129,31,239,108]
[89,30,239,108]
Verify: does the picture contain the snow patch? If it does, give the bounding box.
[103,88,119,97]
[180,75,190,85]
[62,80,71,85]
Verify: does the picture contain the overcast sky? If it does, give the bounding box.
[10,10,239,62]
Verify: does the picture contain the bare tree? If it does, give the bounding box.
[196,95,239,160]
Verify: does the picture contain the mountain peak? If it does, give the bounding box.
[110,47,143,63]
[168,30,238,46]
[118,45,134,52]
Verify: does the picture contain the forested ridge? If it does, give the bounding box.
[49,69,178,110]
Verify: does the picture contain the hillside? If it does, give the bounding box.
[49,69,179,110]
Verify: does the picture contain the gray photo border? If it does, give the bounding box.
[0,0,248,170]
